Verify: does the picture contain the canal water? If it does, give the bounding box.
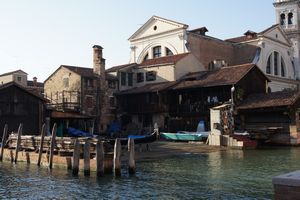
[1,147,300,199]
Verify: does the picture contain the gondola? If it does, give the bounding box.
[108,130,158,145]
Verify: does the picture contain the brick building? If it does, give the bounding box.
[44,46,118,134]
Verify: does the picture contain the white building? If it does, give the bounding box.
[129,16,189,64]
[274,0,300,78]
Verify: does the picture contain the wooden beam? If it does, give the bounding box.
[113,138,121,177]
[48,123,57,169]
[14,123,23,163]
[128,138,135,174]
[96,139,104,177]
[72,139,80,175]
[37,124,46,166]
[83,139,90,176]
[0,124,8,161]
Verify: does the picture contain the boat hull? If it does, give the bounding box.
[160,132,204,141]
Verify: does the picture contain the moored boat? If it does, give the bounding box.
[160,131,209,141]
[108,130,158,145]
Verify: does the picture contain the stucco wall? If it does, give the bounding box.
[44,67,81,103]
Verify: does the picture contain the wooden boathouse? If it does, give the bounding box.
[237,90,300,145]
[0,82,46,136]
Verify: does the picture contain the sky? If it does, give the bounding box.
[0,0,275,81]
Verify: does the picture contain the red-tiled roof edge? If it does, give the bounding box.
[140,53,190,67]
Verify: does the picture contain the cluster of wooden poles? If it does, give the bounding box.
[0,123,136,177]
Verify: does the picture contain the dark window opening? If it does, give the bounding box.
[143,53,149,61]
[108,80,116,89]
[137,72,144,83]
[166,47,174,56]
[128,72,133,86]
[281,57,286,77]
[280,13,286,26]
[288,12,293,25]
[121,72,126,86]
[146,71,157,81]
[266,55,271,74]
[274,51,279,75]
[153,46,161,58]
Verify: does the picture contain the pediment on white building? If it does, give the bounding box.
[128,16,188,42]
[260,25,291,46]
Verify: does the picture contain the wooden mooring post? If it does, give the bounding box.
[128,138,135,174]
[48,123,57,169]
[72,139,80,175]
[83,139,90,176]
[0,124,8,161]
[113,138,121,177]
[14,123,23,163]
[96,139,104,177]
[37,124,46,166]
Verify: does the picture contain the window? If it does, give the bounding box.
[128,72,133,86]
[266,51,287,78]
[281,58,286,77]
[85,78,93,88]
[143,53,149,61]
[120,72,126,86]
[280,13,286,26]
[274,51,279,75]
[108,80,116,89]
[166,48,174,56]
[137,72,144,83]
[153,46,161,58]
[17,76,22,82]
[288,12,293,25]
[146,71,156,81]
[266,56,271,74]
[63,77,69,88]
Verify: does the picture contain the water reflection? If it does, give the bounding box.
[1,148,300,199]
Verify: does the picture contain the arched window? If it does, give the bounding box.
[288,12,293,25]
[153,46,161,58]
[166,47,174,56]
[274,51,279,75]
[266,51,287,78]
[281,58,286,77]
[143,53,149,61]
[280,13,286,26]
[266,56,271,74]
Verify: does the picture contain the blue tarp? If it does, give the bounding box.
[67,127,94,137]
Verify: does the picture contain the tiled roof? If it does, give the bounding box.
[61,65,117,80]
[117,81,177,95]
[0,69,28,77]
[139,53,189,67]
[27,81,44,87]
[233,45,260,65]
[106,63,137,73]
[225,24,278,43]
[172,63,256,90]
[62,65,95,78]
[237,90,300,110]
[0,82,46,101]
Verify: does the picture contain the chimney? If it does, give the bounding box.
[33,77,37,87]
[93,45,105,76]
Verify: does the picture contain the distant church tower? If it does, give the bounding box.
[274,0,300,78]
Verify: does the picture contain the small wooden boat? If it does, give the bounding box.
[108,130,158,145]
[160,131,210,141]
